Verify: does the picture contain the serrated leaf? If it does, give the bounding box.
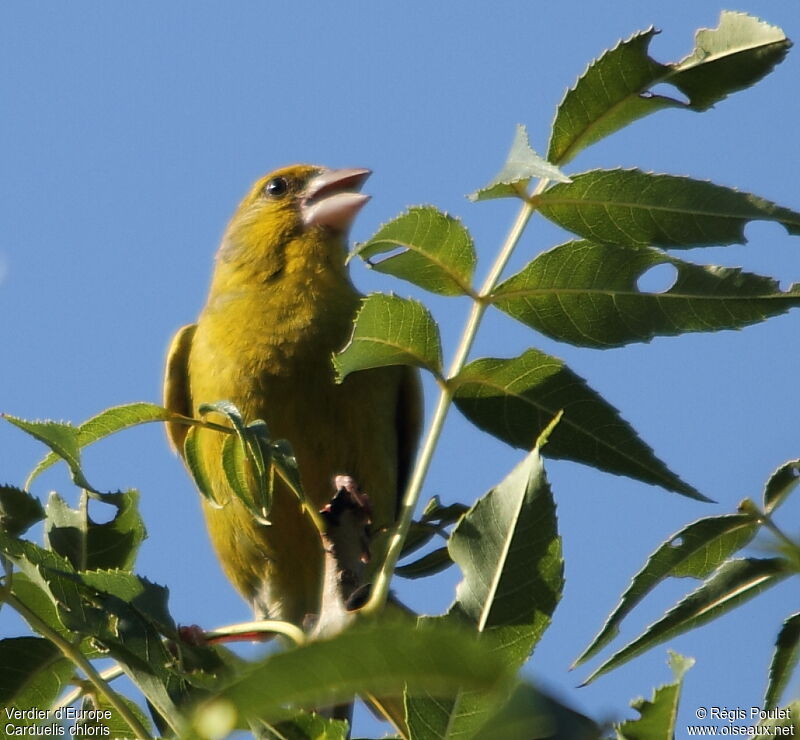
[333,294,443,381]
[44,491,88,570]
[674,12,791,110]
[584,558,789,684]
[269,711,349,740]
[765,613,800,709]
[396,546,452,580]
[218,622,512,726]
[548,13,790,165]
[471,124,570,202]
[764,459,800,514]
[450,448,562,651]
[9,573,69,641]
[492,240,800,348]
[407,448,563,738]
[26,402,177,488]
[452,349,705,500]
[575,514,758,667]
[0,637,74,713]
[0,531,90,626]
[614,651,694,740]
[3,415,100,493]
[352,206,477,296]
[537,169,800,249]
[0,485,44,537]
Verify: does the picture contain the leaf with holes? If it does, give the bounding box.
[352,206,477,296]
[548,12,790,165]
[334,293,443,381]
[537,169,800,248]
[491,241,800,348]
[575,513,759,667]
[583,558,789,684]
[471,124,570,202]
[452,349,705,499]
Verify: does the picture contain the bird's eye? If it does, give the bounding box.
[264,176,289,198]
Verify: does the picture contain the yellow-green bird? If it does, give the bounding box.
[163,165,422,628]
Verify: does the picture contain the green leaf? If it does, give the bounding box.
[183,425,221,509]
[673,11,791,110]
[0,533,191,732]
[764,459,800,515]
[584,558,789,684]
[452,349,705,500]
[449,447,562,653]
[199,401,272,521]
[548,13,790,165]
[756,700,800,733]
[0,485,44,537]
[575,514,758,667]
[396,547,452,580]
[614,651,694,740]
[352,206,477,296]
[765,613,800,709]
[268,711,349,740]
[471,682,600,740]
[421,496,469,526]
[25,402,177,488]
[75,694,154,740]
[537,169,800,248]
[0,531,91,626]
[2,415,100,494]
[471,124,571,202]
[333,293,443,381]
[9,573,68,639]
[44,490,146,572]
[0,637,74,714]
[492,240,800,348]
[407,448,564,738]
[217,622,512,726]
[221,433,257,512]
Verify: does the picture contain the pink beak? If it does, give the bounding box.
[301,168,371,231]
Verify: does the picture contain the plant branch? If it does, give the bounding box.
[363,180,549,616]
[6,593,155,740]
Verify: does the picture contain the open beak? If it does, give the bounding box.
[301,168,371,231]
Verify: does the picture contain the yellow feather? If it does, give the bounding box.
[164,165,422,626]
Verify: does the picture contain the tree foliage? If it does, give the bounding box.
[2,11,799,739]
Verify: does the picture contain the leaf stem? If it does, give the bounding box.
[205,618,306,646]
[363,182,548,616]
[6,593,156,740]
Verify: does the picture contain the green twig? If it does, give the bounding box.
[6,593,155,740]
[363,179,550,616]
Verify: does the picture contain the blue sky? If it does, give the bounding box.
[2,2,799,736]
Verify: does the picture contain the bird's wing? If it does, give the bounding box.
[395,365,424,511]
[163,323,197,456]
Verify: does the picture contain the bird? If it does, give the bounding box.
[163,165,422,629]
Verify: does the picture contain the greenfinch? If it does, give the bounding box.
[163,165,422,628]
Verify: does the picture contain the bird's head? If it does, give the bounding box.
[217,165,371,282]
